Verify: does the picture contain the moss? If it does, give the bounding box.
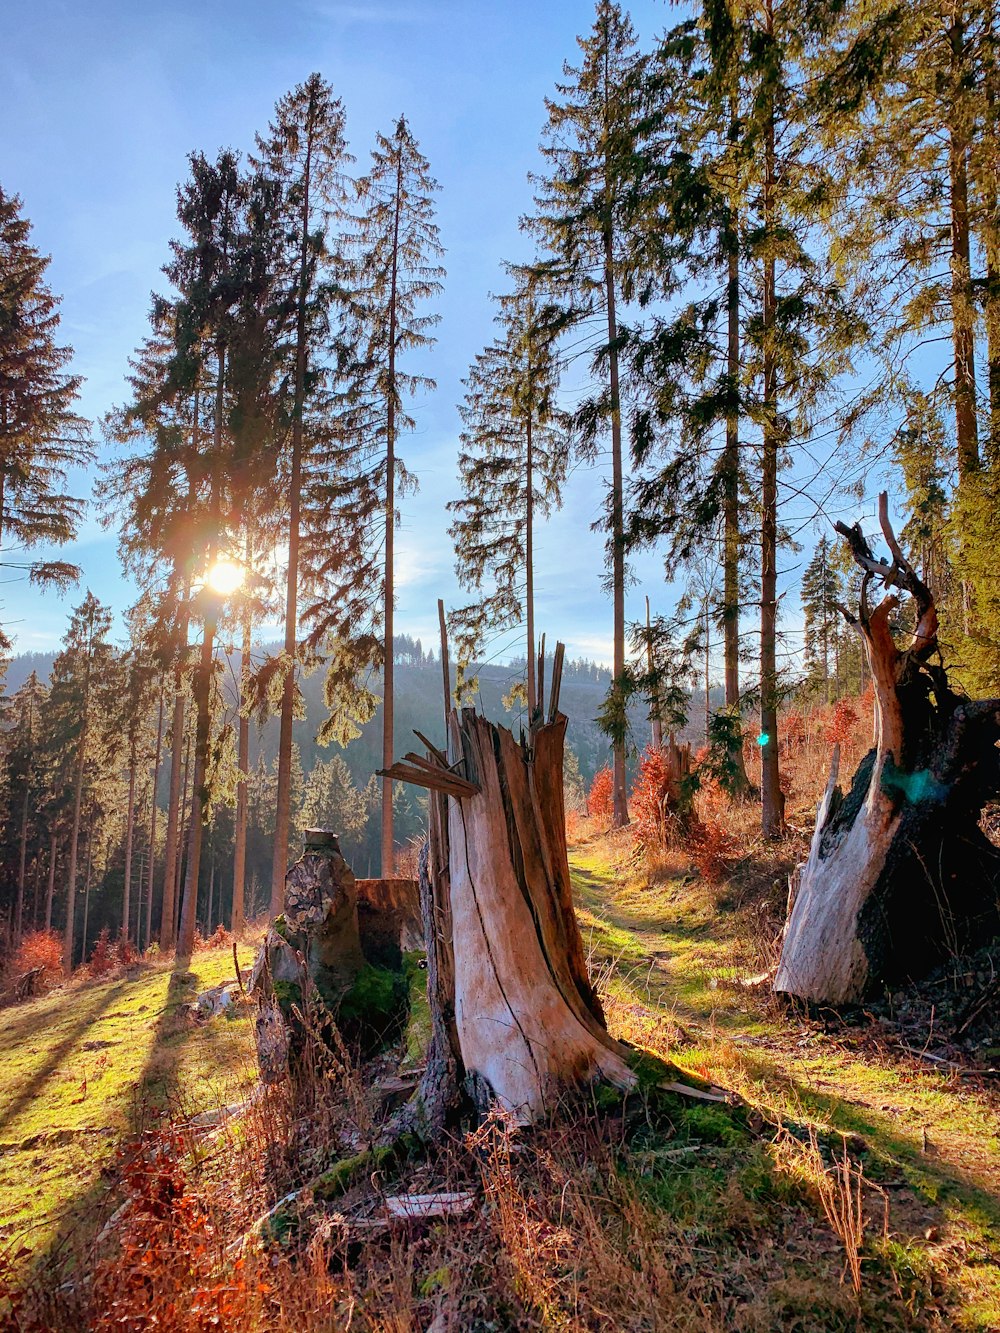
[271,979,302,1011]
[312,1134,419,1203]
[272,914,288,940]
[330,962,409,1054]
[402,952,431,1067]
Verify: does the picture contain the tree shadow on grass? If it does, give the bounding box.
[7,961,211,1282]
[0,982,128,1142]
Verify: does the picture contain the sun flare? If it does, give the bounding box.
[204,558,244,597]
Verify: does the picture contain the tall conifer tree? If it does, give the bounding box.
[0,186,91,613]
[527,0,646,826]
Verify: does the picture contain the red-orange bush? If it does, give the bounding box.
[90,1128,255,1331]
[686,817,739,884]
[13,929,63,981]
[194,923,231,952]
[88,927,115,978]
[587,767,614,823]
[630,747,671,851]
[825,698,858,746]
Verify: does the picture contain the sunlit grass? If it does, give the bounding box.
[0,943,257,1258]
[569,841,1000,1331]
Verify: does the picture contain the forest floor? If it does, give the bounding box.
[1,840,999,1329]
[0,942,258,1268]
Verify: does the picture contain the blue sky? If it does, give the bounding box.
[3,0,688,664]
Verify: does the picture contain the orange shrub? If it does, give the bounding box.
[13,929,63,981]
[195,923,231,952]
[587,767,614,823]
[825,698,858,746]
[629,746,670,851]
[88,927,115,978]
[687,817,739,884]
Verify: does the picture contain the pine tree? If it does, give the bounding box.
[527,0,647,826]
[448,269,567,710]
[301,755,367,860]
[253,73,352,915]
[45,593,117,969]
[306,115,443,873]
[0,186,91,615]
[1,670,47,941]
[801,536,841,700]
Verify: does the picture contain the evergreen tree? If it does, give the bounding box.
[45,593,117,968]
[306,115,443,873]
[0,186,91,619]
[527,0,647,826]
[1,670,47,940]
[301,755,367,861]
[448,269,567,709]
[801,535,841,700]
[253,73,352,916]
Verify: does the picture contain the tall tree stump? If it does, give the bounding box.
[775,495,1000,1005]
[388,707,635,1125]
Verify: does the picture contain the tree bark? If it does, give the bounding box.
[122,742,137,945]
[381,147,404,876]
[604,228,629,829]
[759,15,784,840]
[948,8,980,479]
[160,661,186,949]
[45,832,56,933]
[145,684,165,951]
[271,125,314,918]
[410,708,634,1123]
[722,101,752,798]
[775,494,1000,1004]
[232,546,251,935]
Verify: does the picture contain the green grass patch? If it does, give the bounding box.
[0,943,256,1261]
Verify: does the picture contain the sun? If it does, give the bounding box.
[204,558,244,596]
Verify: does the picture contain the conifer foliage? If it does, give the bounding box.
[0,187,91,612]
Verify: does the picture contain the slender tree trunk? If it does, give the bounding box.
[80,830,93,967]
[45,832,56,932]
[160,676,185,948]
[32,858,41,931]
[63,735,86,975]
[206,842,215,934]
[723,96,752,798]
[759,7,783,840]
[604,226,628,827]
[178,356,224,958]
[271,124,315,916]
[15,784,29,944]
[949,11,980,480]
[526,414,536,717]
[233,549,251,935]
[146,685,164,951]
[63,633,94,971]
[381,153,404,875]
[646,596,662,750]
[704,600,711,744]
[122,741,137,944]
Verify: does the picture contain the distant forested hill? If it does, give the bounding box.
[4,640,712,789]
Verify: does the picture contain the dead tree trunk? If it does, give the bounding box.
[383,665,635,1124]
[775,493,1000,1005]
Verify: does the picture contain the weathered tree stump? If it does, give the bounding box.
[775,495,1000,1005]
[396,708,635,1126]
[250,829,409,1069]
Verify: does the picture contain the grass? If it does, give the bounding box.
[570,833,1000,1330]
[0,942,257,1261]
[2,816,999,1328]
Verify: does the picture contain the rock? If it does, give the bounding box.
[195,981,238,1019]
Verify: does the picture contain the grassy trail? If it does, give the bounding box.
[569,840,1000,1330]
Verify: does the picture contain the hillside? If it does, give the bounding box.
[2,844,998,1329]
